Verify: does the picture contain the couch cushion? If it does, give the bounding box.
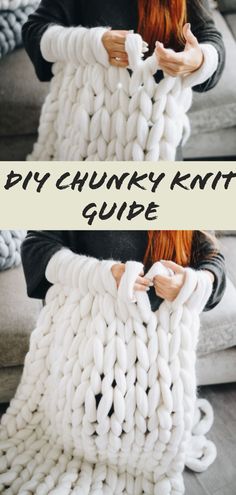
[0,366,23,403]
[215,230,236,236]
[217,0,236,13]
[0,47,49,137]
[225,13,236,38]
[183,126,236,159]
[0,265,42,367]
[196,347,236,386]
[188,10,236,135]
[217,235,236,287]
[0,133,36,161]
[198,276,236,355]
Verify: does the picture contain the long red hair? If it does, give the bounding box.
[137,0,187,52]
[143,231,193,266]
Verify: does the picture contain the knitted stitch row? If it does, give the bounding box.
[0,4,36,59]
[28,25,218,161]
[0,250,216,494]
[0,230,26,271]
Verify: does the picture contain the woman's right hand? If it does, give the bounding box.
[102,30,130,67]
[111,263,151,291]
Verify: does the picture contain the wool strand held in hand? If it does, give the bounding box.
[0,250,216,494]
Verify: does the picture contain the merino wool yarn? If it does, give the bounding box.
[0,249,217,494]
[28,25,218,161]
[0,0,39,59]
[0,0,37,9]
[0,230,26,270]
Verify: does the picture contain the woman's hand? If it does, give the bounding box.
[155,23,204,77]
[111,263,152,291]
[153,260,186,301]
[102,30,130,67]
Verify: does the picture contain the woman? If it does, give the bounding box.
[22,0,225,89]
[21,230,226,312]
[22,1,225,160]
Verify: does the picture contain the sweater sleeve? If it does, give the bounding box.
[21,230,72,298]
[187,0,225,92]
[22,0,77,81]
[21,230,119,300]
[190,231,226,311]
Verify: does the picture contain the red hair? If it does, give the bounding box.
[137,0,187,52]
[143,231,193,266]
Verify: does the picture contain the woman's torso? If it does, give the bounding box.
[21,230,226,311]
[65,231,148,263]
[68,0,138,30]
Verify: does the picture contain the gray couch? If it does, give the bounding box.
[0,231,236,404]
[0,264,42,402]
[183,6,236,159]
[197,231,236,385]
[0,3,236,160]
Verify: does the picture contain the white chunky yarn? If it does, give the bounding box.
[0,0,38,10]
[28,25,218,161]
[0,249,216,494]
[0,0,39,59]
[0,230,26,270]
[0,4,37,59]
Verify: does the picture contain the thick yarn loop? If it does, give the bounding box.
[185,398,216,472]
[118,261,144,303]
[125,34,146,71]
[171,268,213,314]
[0,249,216,494]
[0,230,26,271]
[27,25,219,161]
[0,1,39,59]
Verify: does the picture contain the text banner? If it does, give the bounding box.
[0,161,235,229]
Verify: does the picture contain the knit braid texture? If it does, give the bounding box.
[28,25,218,161]
[0,0,39,59]
[0,250,216,494]
[0,0,38,10]
[0,230,26,271]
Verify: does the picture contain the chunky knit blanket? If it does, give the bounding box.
[28,26,218,161]
[0,0,36,7]
[0,0,38,59]
[0,249,216,494]
[0,230,26,271]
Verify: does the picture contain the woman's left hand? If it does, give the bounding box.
[153,260,185,301]
[155,23,204,77]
